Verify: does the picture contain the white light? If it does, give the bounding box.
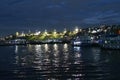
[64,43,68,49]
[35,45,41,53]
[34,31,41,35]
[91,37,94,40]
[63,43,68,52]
[74,41,81,45]
[75,27,79,33]
[54,44,58,51]
[15,45,18,53]
[97,29,100,32]
[45,44,48,52]
[74,46,81,51]
[105,41,107,44]
[63,28,67,33]
[91,30,97,33]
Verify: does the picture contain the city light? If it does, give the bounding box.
[34,31,41,35]
[53,29,57,34]
[21,31,25,37]
[1,25,120,50]
[74,27,79,34]
[44,29,48,35]
[63,28,67,34]
[16,32,19,36]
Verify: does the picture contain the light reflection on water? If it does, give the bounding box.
[15,45,18,53]
[0,44,120,80]
[44,44,49,52]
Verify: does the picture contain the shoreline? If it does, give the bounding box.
[0,41,70,46]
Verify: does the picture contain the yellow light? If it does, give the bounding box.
[54,29,57,34]
[44,29,48,35]
[16,32,19,36]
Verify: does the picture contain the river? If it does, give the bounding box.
[0,44,120,80]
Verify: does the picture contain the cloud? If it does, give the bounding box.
[8,0,25,5]
[83,10,119,24]
[0,0,120,29]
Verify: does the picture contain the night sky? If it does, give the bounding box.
[0,0,120,35]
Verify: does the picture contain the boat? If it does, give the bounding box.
[0,39,27,46]
[99,34,120,50]
[71,35,92,46]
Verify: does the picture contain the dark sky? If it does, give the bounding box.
[0,0,120,35]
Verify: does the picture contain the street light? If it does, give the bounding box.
[53,29,57,34]
[44,29,48,35]
[74,27,79,33]
[63,28,67,34]
[16,32,19,36]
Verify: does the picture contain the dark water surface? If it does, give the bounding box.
[0,44,120,80]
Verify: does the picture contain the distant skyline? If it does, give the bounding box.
[0,0,120,35]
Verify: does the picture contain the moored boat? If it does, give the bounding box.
[99,34,120,50]
[71,35,92,47]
